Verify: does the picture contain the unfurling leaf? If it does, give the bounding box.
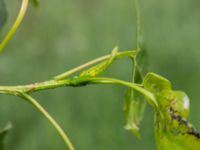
[80,46,118,77]
[124,89,146,139]
[124,52,147,139]
[0,123,12,150]
[143,72,172,94]
[0,0,7,32]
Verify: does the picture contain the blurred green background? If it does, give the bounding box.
[0,0,200,149]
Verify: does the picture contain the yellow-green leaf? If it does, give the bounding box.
[147,73,200,150]
[143,72,172,94]
[80,46,118,77]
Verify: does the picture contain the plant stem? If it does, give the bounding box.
[88,77,157,108]
[0,76,157,108]
[0,0,29,52]
[0,74,157,149]
[0,78,85,93]
[19,92,75,150]
[134,0,141,51]
[54,50,136,80]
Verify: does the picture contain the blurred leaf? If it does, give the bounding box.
[124,89,146,139]
[0,0,7,32]
[0,123,12,150]
[31,0,39,7]
[124,49,147,139]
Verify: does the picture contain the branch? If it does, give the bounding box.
[0,49,139,149]
[54,50,137,80]
[0,76,157,108]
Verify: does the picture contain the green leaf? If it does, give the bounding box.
[0,0,7,32]
[143,72,172,94]
[0,123,12,150]
[124,89,146,139]
[146,73,200,149]
[80,46,118,77]
[160,90,190,119]
[156,132,200,150]
[123,51,147,139]
[154,109,200,150]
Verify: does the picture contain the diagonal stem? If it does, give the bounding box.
[54,50,136,80]
[0,0,29,52]
[19,92,75,150]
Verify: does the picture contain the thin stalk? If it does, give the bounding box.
[19,92,75,150]
[88,77,157,108]
[54,50,136,80]
[131,57,137,82]
[128,0,142,87]
[0,0,29,52]
[130,0,142,87]
[129,57,137,104]
[134,0,141,51]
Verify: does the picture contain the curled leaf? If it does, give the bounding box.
[143,72,172,94]
[124,52,147,139]
[124,89,146,139]
[80,46,118,77]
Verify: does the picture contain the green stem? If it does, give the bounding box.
[134,0,141,51]
[0,76,157,108]
[0,0,29,52]
[19,92,75,150]
[54,50,136,80]
[88,77,157,108]
[0,79,67,94]
[130,0,142,86]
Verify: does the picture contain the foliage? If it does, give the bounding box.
[0,0,199,150]
[143,73,200,149]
